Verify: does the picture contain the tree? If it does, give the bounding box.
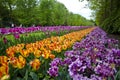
[13,0,38,26]
[0,0,94,27]
[0,0,17,27]
[87,0,120,33]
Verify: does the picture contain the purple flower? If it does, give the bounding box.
[50,58,62,66]
[68,58,84,77]
[63,57,72,65]
[90,74,102,80]
[64,51,74,57]
[48,58,62,77]
[13,33,20,39]
[47,27,120,79]
[47,66,59,77]
[72,74,90,80]
[94,63,115,77]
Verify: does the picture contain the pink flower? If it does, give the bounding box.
[13,33,20,39]
[3,37,7,44]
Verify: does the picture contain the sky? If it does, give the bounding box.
[57,0,92,20]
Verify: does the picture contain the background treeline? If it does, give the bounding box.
[0,0,94,27]
[87,0,120,34]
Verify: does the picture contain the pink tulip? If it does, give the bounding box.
[13,33,20,39]
[3,37,7,44]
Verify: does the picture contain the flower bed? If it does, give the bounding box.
[0,26,90,35]
[0,26,91,56]
[0,27,95,79]
[48,27,120,80]
[0,26,91,55]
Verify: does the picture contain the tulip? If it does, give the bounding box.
[30,59,41,71]
[13,33,20,39]
[33,50,42,58]
[9,57,18,68]
[20,50,29,57]
[0,74,9,80]
[17,55,26,69]
[49,54,55,59]
[0,56,9,79]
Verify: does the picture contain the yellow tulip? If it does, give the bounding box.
[30,59,41,71]
[6,27,95,61]
[0,74,9,80]
[17,55,26,69]
[49,54,55,59]
[33,50,42,58]
[20,50,29,57]
[0,56,9,79]
[9,57,18,68]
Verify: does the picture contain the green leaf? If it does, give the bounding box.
[24,69,28,80]
[16,77,23,80]
[29,72,39,80]
[115,70,120,80]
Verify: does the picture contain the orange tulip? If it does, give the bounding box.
[6,27,95,61]
[49,54,55,59]
[17,55,26,69]
[9,57,18,68]
[0,56,9,79]
[20,50,29,57]
[42,50,51,59]
[30,59,41,71]
[0,74,9,80]
[33,50,42,58]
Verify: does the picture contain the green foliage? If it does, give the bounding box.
[89,0,120,33]
[0,0,93,27]
[115,70,120,80]
[0,32,45,55]
[39,0,55,26]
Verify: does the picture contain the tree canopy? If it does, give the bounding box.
[87,0,120,34]
[0,0,94,27]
